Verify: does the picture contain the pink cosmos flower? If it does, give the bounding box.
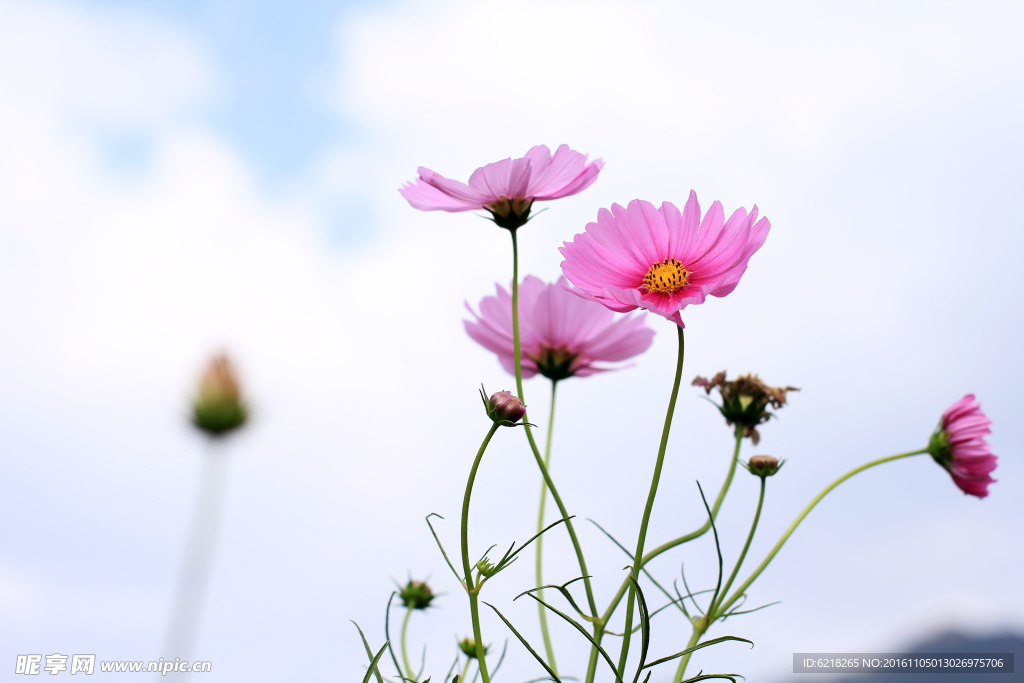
[399,145,603,229]
[465,275,654,381]
[559,192,770,327]
[928,394,998,498]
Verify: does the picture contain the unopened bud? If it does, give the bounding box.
[191,354,247,437]
[488,390,526,424]
[398,579,435,610]
[476,557,497,577]
[459,637,489,659]
[744,455,784,478]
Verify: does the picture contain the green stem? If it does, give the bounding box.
[461,423,500,683]
[586,428,742,683]
[715,448,928,618]
[508,229,598,618]
[459,658,471,683]
[536,380,559,673]
[673,628,704,683]
[400,607,415,681]
[710,476,765,619]
[615,325,685,679]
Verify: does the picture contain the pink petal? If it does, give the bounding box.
[468,157,532,200]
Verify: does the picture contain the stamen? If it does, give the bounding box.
[643,258,688,293]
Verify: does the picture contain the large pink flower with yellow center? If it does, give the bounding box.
[928,394,998,498]
[465,276,654,381]
[399,145,603,229]
[559,192,770,327]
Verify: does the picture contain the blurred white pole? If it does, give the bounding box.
[161,442,230,669]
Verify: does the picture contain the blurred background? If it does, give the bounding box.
[1,0,1021,680]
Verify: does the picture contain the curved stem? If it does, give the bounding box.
[508,229,598,617]
[715,448,928,618]
[615,325,685,679]
[461,423,500,683]
[536,380,559,673]
[586,427,742,683]
[710,476,765,619]
[400,607,414,681]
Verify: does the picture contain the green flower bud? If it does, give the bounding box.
[475,557,497,578]
[398,579,435,610]
[459,637,489,659]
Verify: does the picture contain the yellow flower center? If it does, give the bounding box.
[643,258,688,293]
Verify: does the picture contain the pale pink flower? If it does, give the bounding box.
[559,193,770,327]
[465,275,653,381]
[929,394,998,498]
[399,145,603,229]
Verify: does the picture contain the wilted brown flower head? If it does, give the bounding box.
[192,354,248,437]
[692,371,798,444]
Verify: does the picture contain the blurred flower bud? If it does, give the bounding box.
[191,354,247,438]
[744,455,784,478]
[459,637,489,659]
[398,579,435,610]
[692,371,798,444]
[480,387,527,425]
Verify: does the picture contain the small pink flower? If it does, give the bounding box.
[559,193,770,327]
[465,275,654,381]
[399,145,603,229]
[928,394,998,498]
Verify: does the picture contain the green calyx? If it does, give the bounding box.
[928,428,952,469]
[532,345,579,381]
[742,455,785,478]
[486,198,533,230]
[192,400,247,437]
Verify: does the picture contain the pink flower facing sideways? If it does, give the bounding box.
[559,192,770,326]
[928,394,998,498]
[399,145,603,229]
[465,275,654,381]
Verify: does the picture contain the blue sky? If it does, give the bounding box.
[87,0,372,187]
[1,1,1022,682]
